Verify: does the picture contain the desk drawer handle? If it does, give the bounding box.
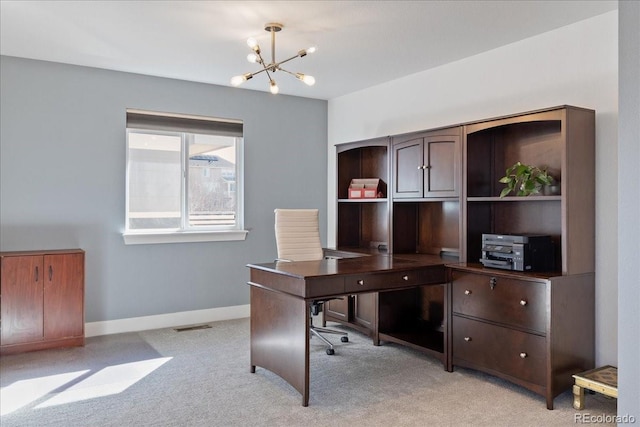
[520,352,528,359]
[520,299,528,306]
[402,275,409,281]
[357,279,365,286]
[489,277,497,290]
[464,337,472,342]
[464,289,472,295]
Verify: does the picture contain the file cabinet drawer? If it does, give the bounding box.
[453,315,546,386]
[451,270,547,333]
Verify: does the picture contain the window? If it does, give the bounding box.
[123,110,247,244]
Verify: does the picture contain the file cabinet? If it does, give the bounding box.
[449,266,594,409]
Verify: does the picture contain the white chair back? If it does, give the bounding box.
[274,209,324,262]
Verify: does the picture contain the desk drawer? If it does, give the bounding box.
[345,269,424,293]
[453,316,546,386]
[451,270,547,333]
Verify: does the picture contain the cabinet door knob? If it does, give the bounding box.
[520,299,527,306]
[464,337,472,342]
[520,352,528,359]
[464,289,472,295]
[489,277,497,290]
[402,275,409,281]
[417,165,423,170]
[357,279,364,286]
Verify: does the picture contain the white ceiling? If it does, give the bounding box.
[0,1,618,100]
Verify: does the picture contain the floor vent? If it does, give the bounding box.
[174,324,212,332]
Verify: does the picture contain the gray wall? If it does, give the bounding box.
[618,0,640,418]
[0,56,328,322]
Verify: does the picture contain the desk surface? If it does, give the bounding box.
[248,253,447,279]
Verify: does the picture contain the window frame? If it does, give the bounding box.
[122,110,248,245]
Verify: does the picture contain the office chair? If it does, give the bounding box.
[274,208,348,355]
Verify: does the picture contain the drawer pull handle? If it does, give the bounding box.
[464,289,472,295]
[464,337,472,342]
[520,352,528,359]
[357,279,364,286]
[402,275,409,281]
[520,299,527,306]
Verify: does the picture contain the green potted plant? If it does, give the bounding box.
[499,161,555,198]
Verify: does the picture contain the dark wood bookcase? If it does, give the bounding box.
[331,105,595,409]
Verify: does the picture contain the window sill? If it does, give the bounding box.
[122,229,249,245]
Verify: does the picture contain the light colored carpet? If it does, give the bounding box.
[0,318,617,426]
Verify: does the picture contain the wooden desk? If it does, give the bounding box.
[247,253,448,406]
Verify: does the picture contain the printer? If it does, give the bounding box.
[480,233,555,272]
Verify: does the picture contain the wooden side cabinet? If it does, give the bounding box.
[1,249,85,354]
[448,266,594,409]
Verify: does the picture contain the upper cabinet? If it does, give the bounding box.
[392,127,461,199]
[462,106,595,275]
[334,105,595,277]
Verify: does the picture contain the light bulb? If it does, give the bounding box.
[230,75,246,86]
[298,46,317,57]
[247,38,258,49]
[296,73,316,86]
[269,81,279,94]
[230,73,252,87]
[247,53,258,63]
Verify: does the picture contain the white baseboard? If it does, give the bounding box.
[85,304,250,337]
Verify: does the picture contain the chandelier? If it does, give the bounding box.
[230,23,316,94]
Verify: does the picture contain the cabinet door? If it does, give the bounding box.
[424,135,459,197]
[1,256,44,345]
[325,297,349,322]
[393,138,424,198]
[43,253,84,339]
[353,292,376,330]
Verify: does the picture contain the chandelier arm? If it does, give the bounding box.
[245,68,269,78]
[254,50,268,67]
[272,53,305,70]
[263,67,275,83]
[277,67,295,76]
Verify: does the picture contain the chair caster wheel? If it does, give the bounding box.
[341,336,349,342]
[326,349,335,355]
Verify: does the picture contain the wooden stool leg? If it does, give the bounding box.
[573,384,585,410]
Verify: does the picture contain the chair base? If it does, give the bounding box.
[310,325,348,355]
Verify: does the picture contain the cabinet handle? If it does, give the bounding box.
[520,352,528,359]
[35,266,39,282]
[402,275,409,281]
[417,165,423,170]
[357,279,365,286]
[464,289,472,295]
[520,299,527,306]
[489,277,497,290]
[464,337,472,342]
[49,265,53,281]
